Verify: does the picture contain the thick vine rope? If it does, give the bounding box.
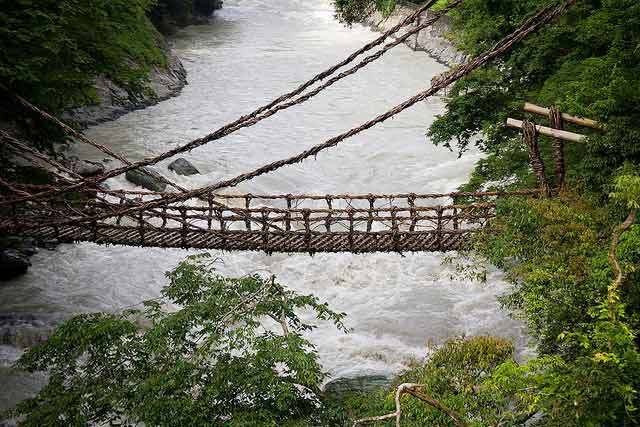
[522,120,551,196]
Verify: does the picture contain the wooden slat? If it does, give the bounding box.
[523,102,603,130]
[507,118,586,143]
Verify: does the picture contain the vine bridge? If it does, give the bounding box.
[0,0,577,254]
[2,189,540,253]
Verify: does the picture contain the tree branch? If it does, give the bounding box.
[607,210,637,317]
[352,383,469,427]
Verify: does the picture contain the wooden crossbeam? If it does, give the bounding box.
[524,102,603,130]
[506,118,586,143]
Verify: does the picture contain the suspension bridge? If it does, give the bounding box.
[0,0,579,254]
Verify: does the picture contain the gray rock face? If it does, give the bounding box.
[125,167,168,192]
[362,7,467,67]
[0,250,31,281]
[64,50,188,128]
[324,375,392,399]
[168,158,200,176]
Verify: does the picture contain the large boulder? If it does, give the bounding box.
[125,167,167,192]
[0,313,56,348]
[323,375,392,399]
[0,250,31,281]
[77,161,104,177]
[67,158,105,177]
[168,158,200,176]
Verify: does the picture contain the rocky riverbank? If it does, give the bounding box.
[64,49,188,128]
[362,3,466,67]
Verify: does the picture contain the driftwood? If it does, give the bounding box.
[352,383,468,427]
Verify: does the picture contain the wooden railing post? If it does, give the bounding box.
[216,208,225,231]
[180,207,188,248]
[245,195,252,231]
[325,196,332,232]
[139,209,146,246]
[348,209,355,252]
[161,207,168,229]
[453,207,459,231]
[367,196,375,232]
[391,207,400,252]
[436,206,443,251]
[207,195,213,230]
[261,209,270,253]
[303,209,311,254]
[408,194,417,232]
[285,195,292,231]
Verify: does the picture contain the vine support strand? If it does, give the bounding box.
[0,0,449,205]
[22,0,576,230]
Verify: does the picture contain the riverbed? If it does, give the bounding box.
[0,0,528,411]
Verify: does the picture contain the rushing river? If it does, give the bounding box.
[0,0,529,411]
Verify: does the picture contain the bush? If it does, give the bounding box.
[339,336,517,426]
[7,254,347,426]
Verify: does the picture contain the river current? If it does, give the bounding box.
[0,0,528,410]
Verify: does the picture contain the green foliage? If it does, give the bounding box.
[428,0,640,194]
[611,173,640,210]
[7,254,347,426]
[485,315,640,426]
[0,0,167,113]
[338,336,517,426]
[469,190,640,423]
[334,0,449,25]
[334,0,397,25]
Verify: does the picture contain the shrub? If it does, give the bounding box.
[7,254,348,426]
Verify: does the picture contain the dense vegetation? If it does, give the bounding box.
[0,0,221,148]
[6,254,348,426]
[332,0,640,425]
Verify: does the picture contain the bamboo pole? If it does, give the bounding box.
[523,102,603,130]
[507,118,586,143]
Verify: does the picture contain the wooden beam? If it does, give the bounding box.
[507,118,587,143]
[523,102,603,130]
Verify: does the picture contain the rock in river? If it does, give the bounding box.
[0,250,31,281]
[324,375,392,399]
[168,158,200,176]
[65,157,106,177]
[125,167,167,192]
